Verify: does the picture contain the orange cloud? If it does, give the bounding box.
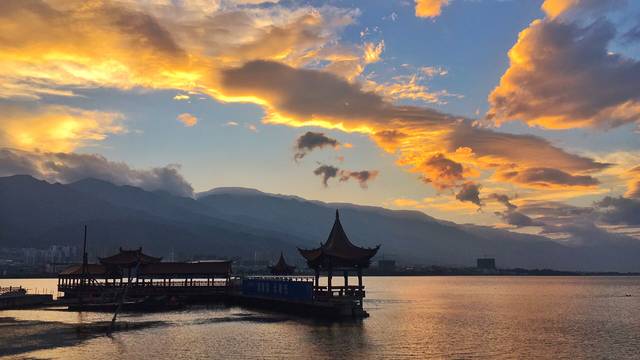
[177,113,198,127]
[218,60,610,199]
[363,41,384,64]
[541,0,579,18]
[415,0,451,19]
[364,74,461,105]
[488,1,640,129]
[0,1,360,152]
[0,103,123,152]
[625,166,640,199]
[0,0,617,205]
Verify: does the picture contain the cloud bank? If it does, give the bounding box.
[0,148,194,197]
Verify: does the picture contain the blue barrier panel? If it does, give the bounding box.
[242,278,313,301]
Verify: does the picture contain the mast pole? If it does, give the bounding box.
[81,225,88,286]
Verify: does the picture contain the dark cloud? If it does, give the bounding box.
[420,153,464,190]
[108,4,185,57]
[595,196,640,225]
[294,131,340,161]
[540,218,640,247]
[494,195,638,244]
[221,60,457,129]
[518,201,594,220]
[221,60,607,195]
[622,24,640,44]
[489,193,517,211]
[372,130,407,151]
[339,170,379,189]
[490,193,542,227]
[489,15,640,129]
[499,211,542,228]
[498,167,599,188]
[0,148,194,197]
[313,164,378,188]
[313,164,340,187]
[455,182,481,207]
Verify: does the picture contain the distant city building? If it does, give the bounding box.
[477,258,496,270]
[377,259,396,272]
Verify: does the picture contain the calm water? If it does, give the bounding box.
[1,276,639,359]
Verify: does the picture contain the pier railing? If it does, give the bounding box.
[313,285,365,299]
[246,275,314,283]
[58,279,230,292]
[0,286,27,298]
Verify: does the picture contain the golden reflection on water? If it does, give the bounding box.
[1,276,640,359]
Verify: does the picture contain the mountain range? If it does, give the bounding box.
[1,175,639,272]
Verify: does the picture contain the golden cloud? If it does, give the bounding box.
[0,0,618,205]
[0,103,123,152]
[218,60,609,199]
[177,113,198,127]
[488,1,640,129]
[415,0,451,19]
[363,74,461,105]
[363,41,384,64]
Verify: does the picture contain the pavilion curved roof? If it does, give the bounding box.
[298,210,379,269]
[269,252,296,275]
[98,247,162,266]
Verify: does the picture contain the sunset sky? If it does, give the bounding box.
[1,0,639,242]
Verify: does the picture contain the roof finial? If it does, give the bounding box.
[335,209,340,220]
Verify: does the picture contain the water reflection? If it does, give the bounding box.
[1,276,639,359]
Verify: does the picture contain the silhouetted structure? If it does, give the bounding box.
[299,210,379,309]
[269,252,295,275]
[477,258,496,270]
[58,247,232,300]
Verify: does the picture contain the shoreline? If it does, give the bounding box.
[3,271,640,280]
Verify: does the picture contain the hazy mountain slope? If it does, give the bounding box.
[3,175,640,271]
[197,189,640,272]
[68,178,309,249]
[0,176,301,260]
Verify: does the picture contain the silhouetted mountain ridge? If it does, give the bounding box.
[2,175,640,271]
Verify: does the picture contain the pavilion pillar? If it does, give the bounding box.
[314,269,320,288]
[357,268,363,307]
[328,268,333,297]
[344,271,349,296]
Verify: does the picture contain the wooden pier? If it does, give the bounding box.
[52,210,378,319]
[0,286,53,310]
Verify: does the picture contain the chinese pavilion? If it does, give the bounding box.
[298,210,379,305]
[269,252,296,275]
[99,247,162,284]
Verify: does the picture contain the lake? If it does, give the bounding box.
[1,276,639,359]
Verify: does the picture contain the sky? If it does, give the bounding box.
[0,0,639,244]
